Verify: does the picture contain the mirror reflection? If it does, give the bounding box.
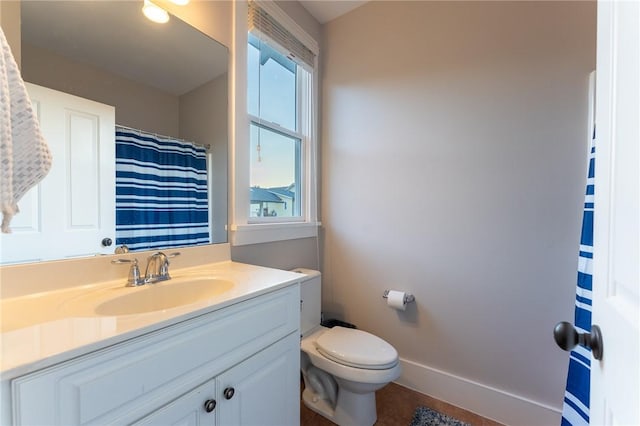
[1,1,228,265]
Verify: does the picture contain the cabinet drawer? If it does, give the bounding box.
[12,284,299,425]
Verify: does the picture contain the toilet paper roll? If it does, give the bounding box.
[386,290,407,311]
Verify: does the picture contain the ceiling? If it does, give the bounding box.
[299,1,369,24]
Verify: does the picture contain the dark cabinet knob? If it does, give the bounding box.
[101,237,113,247]
[203,399,216,413]
[223,387,235,400]
[553,321,603,360]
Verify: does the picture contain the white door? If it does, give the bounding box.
[0,83,115,263]
[217,333,299,426]
[590,0,640,424]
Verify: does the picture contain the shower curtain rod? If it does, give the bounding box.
[116,124,211,151]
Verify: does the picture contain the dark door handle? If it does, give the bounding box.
[203,399,216,413]
[553,321,603,360]
[223,387,235,400]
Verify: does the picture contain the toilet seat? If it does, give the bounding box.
[315,326,398,370]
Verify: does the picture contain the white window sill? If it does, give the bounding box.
[230,222,320,246]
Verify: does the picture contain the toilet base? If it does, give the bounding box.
[302,387,337,422]
[334,386,377,426]
[302,386,377,426]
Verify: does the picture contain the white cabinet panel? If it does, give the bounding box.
[218,333,300,426]
[133,333,300,426]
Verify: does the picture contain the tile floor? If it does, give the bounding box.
[300,382,505,426]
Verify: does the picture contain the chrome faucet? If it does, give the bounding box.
[144,251,181,284]
[112,251,180,287]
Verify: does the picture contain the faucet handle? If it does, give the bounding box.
[111,258,144,287]
[160,252,180,279]
[160,251,180,280]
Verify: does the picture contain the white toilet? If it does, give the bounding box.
[295,268,401,426]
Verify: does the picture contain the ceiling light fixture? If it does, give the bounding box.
[142,0,170,24]
[168,0,190,5]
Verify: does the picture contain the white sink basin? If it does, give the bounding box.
[54,275,235,318]
[94,277,235,316]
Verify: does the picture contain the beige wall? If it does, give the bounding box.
[0,1,21,67]
[160,0,232,49]
[275,0,322,43]
[22,43,180,137]
[180,75,229,244]
[321,1,596,423]
[231,237,319,271]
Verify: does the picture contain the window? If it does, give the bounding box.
[248,35,303,219]
[247,2,315,223]
[231,1,319,245]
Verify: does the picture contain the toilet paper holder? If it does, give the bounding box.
[382,290,415,304]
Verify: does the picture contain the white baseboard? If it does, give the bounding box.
[395,358,562,426]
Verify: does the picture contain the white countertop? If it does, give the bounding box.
[0,261,302,379]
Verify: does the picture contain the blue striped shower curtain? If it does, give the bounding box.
[115,127,210,251]
[561,136,595,425]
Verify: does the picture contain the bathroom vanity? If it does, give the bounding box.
[0,245,302,425]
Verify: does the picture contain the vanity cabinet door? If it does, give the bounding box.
[217,332,299,426]
[135,331,299,426]
[133,379,217,426]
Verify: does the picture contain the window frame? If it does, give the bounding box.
[247,57,307,223]
[230,0,319,246]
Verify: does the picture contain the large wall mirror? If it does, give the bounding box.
[1,1,228,265]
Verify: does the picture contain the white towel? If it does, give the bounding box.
[0,28,52,233]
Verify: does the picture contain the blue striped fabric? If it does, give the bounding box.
[115,127,210,251]
[561,136,595,426]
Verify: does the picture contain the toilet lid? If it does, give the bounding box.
[315,327,398,370]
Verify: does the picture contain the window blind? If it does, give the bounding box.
[248,1,316,69]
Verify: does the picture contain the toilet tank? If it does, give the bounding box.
[292,268,321,337]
